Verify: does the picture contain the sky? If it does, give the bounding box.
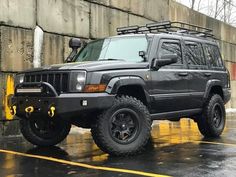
[175,0,236,26]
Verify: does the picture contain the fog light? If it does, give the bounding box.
[76,84,83,91]
[82,100,87,106]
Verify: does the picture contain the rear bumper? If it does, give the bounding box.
[223,88,231,104]
[11,93,115,119]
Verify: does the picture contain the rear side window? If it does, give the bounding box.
[185,42,206,66]
[158,40,182,64]
[204,44,223,67]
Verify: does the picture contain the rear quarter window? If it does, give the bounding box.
[203,44,223,68]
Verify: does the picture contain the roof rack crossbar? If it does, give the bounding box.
[116,21,214,39]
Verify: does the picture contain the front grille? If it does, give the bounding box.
[24,72,69,94]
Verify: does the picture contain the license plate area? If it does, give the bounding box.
[18,97,51,114]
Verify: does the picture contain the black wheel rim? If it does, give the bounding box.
[109,108,139,144]
[29,118,63,139]
[212,103,223,128]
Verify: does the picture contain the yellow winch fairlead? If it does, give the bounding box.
[48,106,56,118]
[25,106,34,113]
[10,105,17,116]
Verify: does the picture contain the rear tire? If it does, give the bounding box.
[20,117,71,146]
[197,94,225,138]
[91,96,151,156]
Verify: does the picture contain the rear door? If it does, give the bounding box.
[184,40,208,109]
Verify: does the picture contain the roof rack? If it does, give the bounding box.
[117,21,214,39]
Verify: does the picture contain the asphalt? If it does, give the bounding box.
[1,116,236,177]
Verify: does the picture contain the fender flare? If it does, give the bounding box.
[203,79,223,99]
[105,76,151,104]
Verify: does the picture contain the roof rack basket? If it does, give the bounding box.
[117,21,214,38]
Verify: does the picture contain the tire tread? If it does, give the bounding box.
[91,95,151,156]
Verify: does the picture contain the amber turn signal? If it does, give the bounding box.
[84,84,107,93]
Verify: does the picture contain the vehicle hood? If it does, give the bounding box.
[23,61,149,73]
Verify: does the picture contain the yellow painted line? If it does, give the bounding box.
[172,139,236,147]
[0,149,170,177]
[156,136,236,148]
[193,140,236,147]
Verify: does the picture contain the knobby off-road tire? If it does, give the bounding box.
[91,96,152,156]
[197,94,226,138]
[20,117,71,146]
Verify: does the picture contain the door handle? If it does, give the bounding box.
[178,72,188,77]
[204,73,212,77]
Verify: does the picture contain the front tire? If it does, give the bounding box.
[91,96,152,156]
[197,94,226,138]
[20,117,71,146]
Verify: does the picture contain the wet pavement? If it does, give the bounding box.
[1,116,236,177]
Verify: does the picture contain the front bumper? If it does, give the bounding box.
[10,82,115,119]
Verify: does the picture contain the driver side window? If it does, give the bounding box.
[158,40,183,64]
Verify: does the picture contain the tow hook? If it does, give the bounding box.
[25,106,34,117]
[48,106,56,118]
[10,105,17,116]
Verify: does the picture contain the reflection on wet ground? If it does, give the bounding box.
[1,116,236,177]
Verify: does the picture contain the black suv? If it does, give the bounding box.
[10,21,231,156]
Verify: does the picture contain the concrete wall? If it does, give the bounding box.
[1,0,236,134]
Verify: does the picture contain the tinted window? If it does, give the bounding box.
[185,42,205,66]
[76,37,148,62]
[158,40,182,64]
[204,44,223,67]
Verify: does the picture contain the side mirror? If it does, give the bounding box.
[151,54,178,69]
[65,38,81,63]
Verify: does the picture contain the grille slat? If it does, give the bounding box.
[25,72,69,94]
[60,73,63,93]
[62,74,68,92]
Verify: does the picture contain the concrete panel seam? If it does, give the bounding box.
[1,24,236,46]
[0,24,33,31]
[224,60,236,64]
[0,26,1,68]
[35,0,38,26]
[89,2,92,39]
[0,71,18,75]
[41,29,90,40]
[219,39,236,46]
[83,0,158,23]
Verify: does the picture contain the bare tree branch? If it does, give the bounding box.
[176,0,236,26]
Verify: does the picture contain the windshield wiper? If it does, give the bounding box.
[98,58,125,61]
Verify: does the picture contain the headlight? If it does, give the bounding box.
[77,72,86,83]
[70,71,86,92]
[15,74,25,85]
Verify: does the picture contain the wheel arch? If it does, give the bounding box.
[106,76,151,107]
[204,80,224,100]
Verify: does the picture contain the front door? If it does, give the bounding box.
[150,38,189,114]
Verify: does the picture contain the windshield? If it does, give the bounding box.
[75,36,148,62]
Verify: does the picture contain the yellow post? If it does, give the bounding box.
[3,75,14,120]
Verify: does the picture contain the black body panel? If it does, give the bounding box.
[11,33,231,121]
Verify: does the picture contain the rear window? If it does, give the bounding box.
[185,41,206,66]
[204,44,223,67]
